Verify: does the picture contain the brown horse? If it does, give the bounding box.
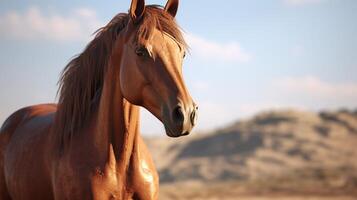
[0,0,197,199]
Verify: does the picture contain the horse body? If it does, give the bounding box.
[0,105,56,199]
[1,102,158,199]
[0,0,196,199]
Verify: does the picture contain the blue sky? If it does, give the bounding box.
[0,0,356,135]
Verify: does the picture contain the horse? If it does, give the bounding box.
[0,0,197,199]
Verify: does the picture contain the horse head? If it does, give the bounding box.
[114,0,198,137]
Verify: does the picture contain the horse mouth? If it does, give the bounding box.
[164,124,190,138]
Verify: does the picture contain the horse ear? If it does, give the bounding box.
[164,0,179,18]
[130,0,145,23]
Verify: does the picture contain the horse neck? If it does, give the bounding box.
[95,48,140,172]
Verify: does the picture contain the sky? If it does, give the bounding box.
[0,0,356,136]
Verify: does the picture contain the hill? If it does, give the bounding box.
[145,109,357,199]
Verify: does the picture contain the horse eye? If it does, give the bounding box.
[183,51,186,59]
[136,46,149,57]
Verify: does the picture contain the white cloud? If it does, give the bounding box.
[0,7,102,41]
[185,33,252,63]
[283,0,325,6]
[272,76,357,109]
[193,76,357,132]
[274,76,357,98]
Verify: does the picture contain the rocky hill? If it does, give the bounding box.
[145,109,357,199]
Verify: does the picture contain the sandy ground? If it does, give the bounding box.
[159,182,357,200]
[161,197,356,200]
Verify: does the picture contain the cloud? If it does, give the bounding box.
[194,76,357,132]
[283,0,325,6]
[274,76,357,98]
[0,7,102,41]
[271,76,357,109]
[185,33,252,63]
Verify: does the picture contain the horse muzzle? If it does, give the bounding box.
[164,102,198,138]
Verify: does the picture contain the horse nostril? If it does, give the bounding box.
[172,106,184,125]
[182,131,189,136]
[190,109,197,126]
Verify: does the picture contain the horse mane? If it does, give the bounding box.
[54,5,187,142]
